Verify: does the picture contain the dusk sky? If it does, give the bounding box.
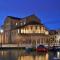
[0,0,60,30]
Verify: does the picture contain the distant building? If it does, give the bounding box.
[49,30,58,46]
[55,30,60,45]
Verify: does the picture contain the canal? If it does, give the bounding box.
[0,49,60,60]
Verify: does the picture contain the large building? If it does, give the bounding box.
[2,15,58,47]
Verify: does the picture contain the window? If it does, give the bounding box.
[16,23,18,25]
[45,31,49,35]
[17,29,20,34]
[31,26,33,30]
[35,25,38,29]
[20,22,23,26]
[21,28,24,33]
[24,22,26,25]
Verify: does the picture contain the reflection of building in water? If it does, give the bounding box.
[1,14,59,46]
[18,53,48,60]
[0,50,48,60]
[57,52,60,58]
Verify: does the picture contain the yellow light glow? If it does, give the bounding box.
[16,23,18,25]
[57,52,60,58]
[0,29,3,33]
[45,31,49,35]
[18,29,20,34]
[18,56,33,60]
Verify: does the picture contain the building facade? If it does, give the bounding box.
[3,16,20,44]
[55,30,60,45]
[3,15,58,47]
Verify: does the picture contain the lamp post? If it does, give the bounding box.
[0,29,3,47]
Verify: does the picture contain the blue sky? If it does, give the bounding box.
[0,0,60,30]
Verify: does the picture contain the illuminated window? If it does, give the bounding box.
[45,31,49,35]
[21,29,24,33]
[17,29,20,34]
[24,22,26,25]
[16,23,18,25]
[24,28,26,33]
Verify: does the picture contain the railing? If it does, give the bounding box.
[0,44,33,48]
[0,43,60,48]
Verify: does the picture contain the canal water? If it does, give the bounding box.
[0,49,60,60]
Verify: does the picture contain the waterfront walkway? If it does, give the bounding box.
[0,44,60,48]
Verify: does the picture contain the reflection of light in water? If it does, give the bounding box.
[46,53,48,60]
[18,53,48,60]
[38,53,48,60]
[1,51,8,56]
[18,56,33,60]
[1,51,4,56]
[57,52,60,58]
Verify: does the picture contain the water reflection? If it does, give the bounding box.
[57,52,60,58]
[18,53,48,60]
[0,49,60,60]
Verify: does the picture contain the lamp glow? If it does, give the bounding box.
[0,29,3,33]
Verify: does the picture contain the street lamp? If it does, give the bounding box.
[0,29,3,47]
[0,29,3,33]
